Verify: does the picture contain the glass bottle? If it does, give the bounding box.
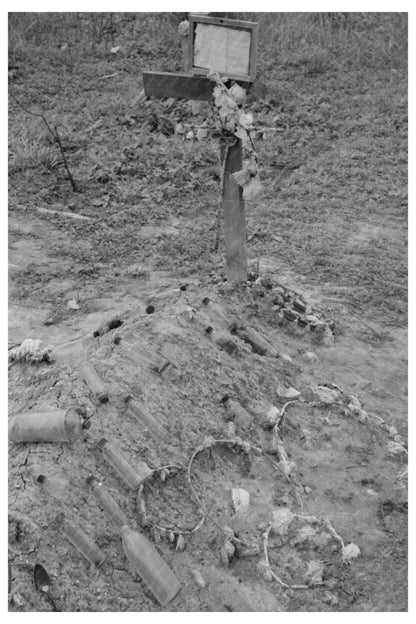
[80,362,109,404]
[120,525,181,606]
[125,398,168,442]
[235,327,276,356]
[117,340,170,374]
[56,512,106,568]
[52,333,95,362]
[98,438,153,490]
[86,475,129,528]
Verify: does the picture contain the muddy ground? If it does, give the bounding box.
[8,13,407,612]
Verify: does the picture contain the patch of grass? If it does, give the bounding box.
[9,135,60,173]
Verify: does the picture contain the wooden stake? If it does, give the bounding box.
[221,139,247,283]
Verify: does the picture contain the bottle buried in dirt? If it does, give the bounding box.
[37,474,69,500]
[205,326,239,356]
[220,395,252,430]
[80,362,109,404]
[98,438,153,490]
[120,525,181,606]
[56,512,106,568]
[86,475,129,528]
[233,327,277,357]
[8,408,91,443]
[125,398,169,443]
[52,334,95,362]
[93,316,123,338]
[116,339,170,374]
[202,297,237,332]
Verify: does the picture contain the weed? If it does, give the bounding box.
[9,136,60,173]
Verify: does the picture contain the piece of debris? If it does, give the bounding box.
[66,297,80,311]
[304,560,325,585]
[220,539,236,566]
[8,339,52,365]
[271,508,294,536]
[312,324,335,346]
[231,488,250,513]
[387,440,408,456]
[261,405,281,429]
[10,592,27,609]
[303,350,318,362]
[276,383,301,400]
[323,590,339,606]
[303,385,340,405]
[191,569,207,588]
[341,542,361,564]
[175,534,186,551]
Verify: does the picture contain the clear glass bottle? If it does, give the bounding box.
[56,512,106,568]
[52,333,95,362]
[80,362,109,404]
[86,475,129,528]
[98,438,153,490]
[8,408,90,443]
[120,525,181,606]
[117,340,170,374]
[125,398,168,442]
[93,317,122,338]
[235,327,275,356]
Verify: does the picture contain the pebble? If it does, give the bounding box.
[303,350,318,362]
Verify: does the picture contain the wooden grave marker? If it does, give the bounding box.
[142,14,259,284]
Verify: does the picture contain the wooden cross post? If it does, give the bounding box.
[143,15,258,285]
